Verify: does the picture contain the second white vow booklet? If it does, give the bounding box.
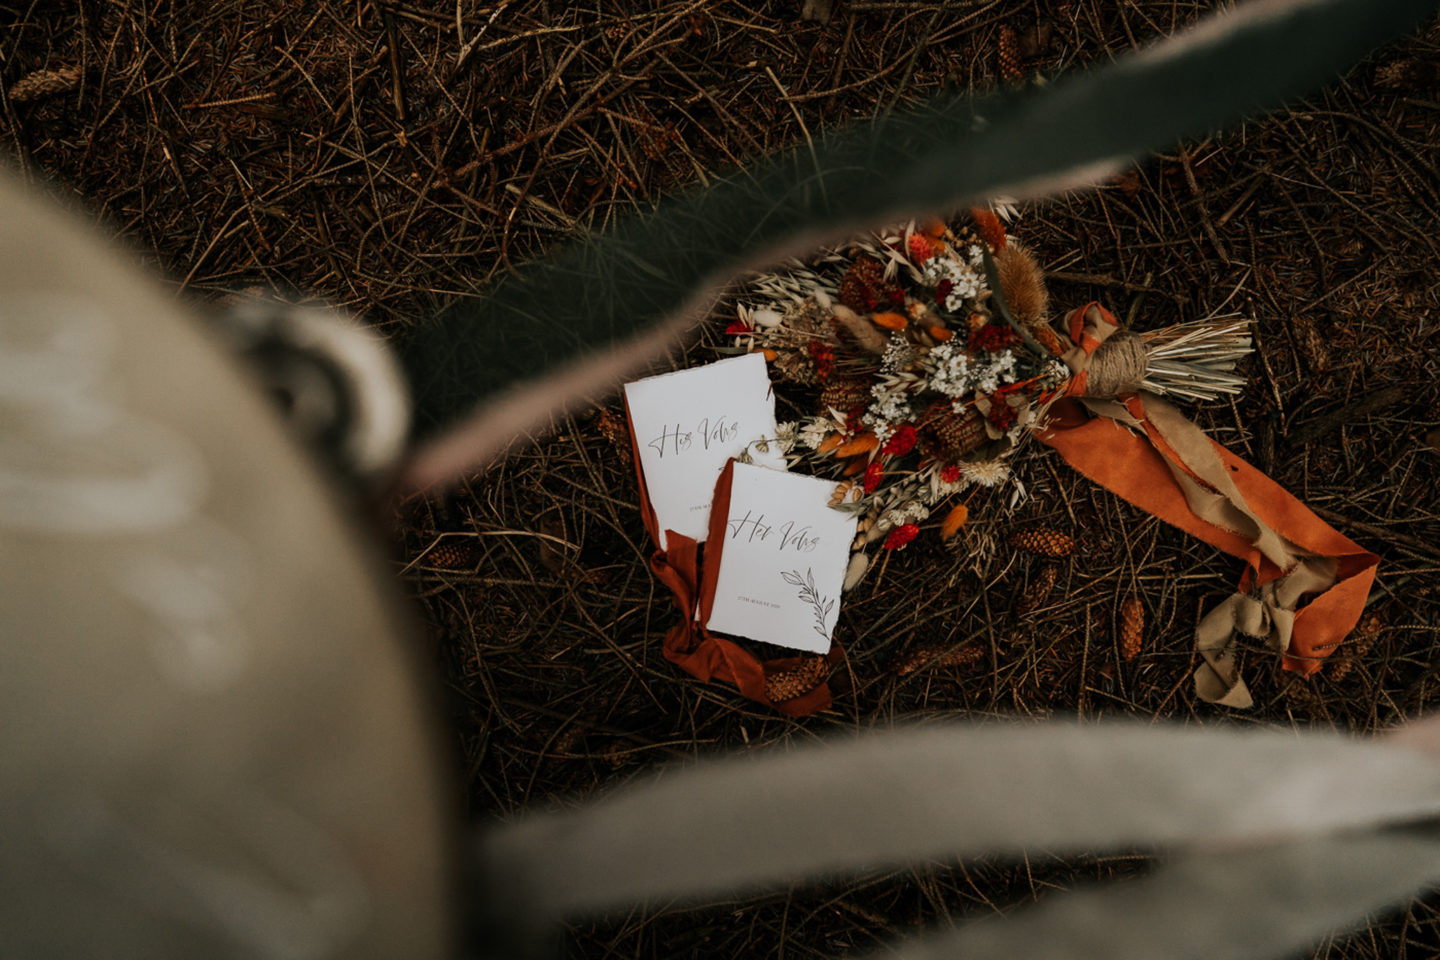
[703,460,857,654]
[624,353,783,550]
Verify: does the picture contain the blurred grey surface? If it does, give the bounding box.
[0,168,453,958]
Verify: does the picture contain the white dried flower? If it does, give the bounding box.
[925,341,974,398]
[798,417,836,450]
[923,255,985,312]
[775,421,799,453]
[959,458,1011,488]
[974,351,1019,393]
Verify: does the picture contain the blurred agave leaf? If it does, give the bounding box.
[478,723,1440,923]
[399,0,1436,488]
[866,828,1440,960]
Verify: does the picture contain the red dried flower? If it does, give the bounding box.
[807,340,835,380]
[887,288,906,307]
[986,399,1018,431]
[934,278,953,306]
[882,425,918,456]
[883,523,919,550]
[863,460,884,494]
[725,320,752,336]
[845,404,865,435]
[907,233,934,264]
[968,322,1020,353]
[940,464,962,484]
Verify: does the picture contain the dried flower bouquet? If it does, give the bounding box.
[721,209,1253,578]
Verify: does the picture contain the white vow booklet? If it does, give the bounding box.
[703,461,857,654]
[624,354,784,550]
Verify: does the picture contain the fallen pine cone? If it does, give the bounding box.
[765,656,830,702]
[893,643,985,676]
[1329,611,1383,681]
[997,24,1023,82]
[593,407,630,452]
[8,65,81,102]
[1008,527,1075,558]
[420,539,476,569]
[1120,595,1144,661]
[1013,563,1059,615]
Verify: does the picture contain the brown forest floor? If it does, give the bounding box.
[7,1,1440,957]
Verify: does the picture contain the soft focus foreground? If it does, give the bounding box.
[4,2,1440,957]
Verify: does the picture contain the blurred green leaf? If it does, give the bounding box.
[400,0,1435,483]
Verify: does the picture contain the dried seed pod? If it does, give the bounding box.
[765,656,831,702]
[843,551,869,591]
[1013,562,1059,615]
[918,404,989,461]
[821,372,875,411]
[998,25,1023,82]
[774,349,820,385]
[8,65,81,102]
[1032,324,1066,356]
[420,539,476,569]
[995,241,1048,327]
[1007,527,1075,558]
[893,643,985,676]
[1120,595,1144,661]
[940,503,969,540]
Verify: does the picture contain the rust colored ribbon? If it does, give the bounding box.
[625,401,838,717]
[1037,303,1378,707]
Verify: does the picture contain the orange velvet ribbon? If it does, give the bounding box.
[1037,303,1378,685]
[625,402,839,717]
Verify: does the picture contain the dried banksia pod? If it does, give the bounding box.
[1119,596,1144,661]
[1007,527,1075,558]
[893,643,985,676]
[421,539,476,569]
[995,241,1048,327]
[998,25,1023,82]
[1013,562,1059,615]
[8,65,81,102]
[765,656,831,702]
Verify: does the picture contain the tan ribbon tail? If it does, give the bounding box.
[1037,391,1378,706]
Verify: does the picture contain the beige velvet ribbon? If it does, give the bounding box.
[1040,304,1376,708]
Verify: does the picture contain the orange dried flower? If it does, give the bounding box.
[871,311,909,331]
[941,503,969,540]
[928,325,954,342]
[907,233,934,264]
[971,207,1007,252]
[836,432,879,457]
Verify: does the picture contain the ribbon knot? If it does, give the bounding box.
[1040,303,1377,707]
